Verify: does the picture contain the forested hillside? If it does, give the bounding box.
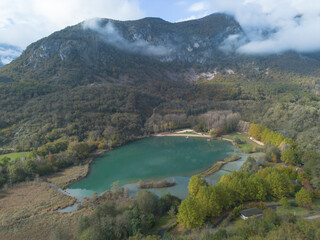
[0,13,319,152]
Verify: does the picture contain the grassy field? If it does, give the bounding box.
[223,132,263,153]
[276,199,320,218]
[47,164,89,189]
[0,152,30,163]
[0,172,93,240]
[0,181,85,240]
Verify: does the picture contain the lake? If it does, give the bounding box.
[67,137,245,200]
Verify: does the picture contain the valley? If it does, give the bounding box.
[0,12,319,240]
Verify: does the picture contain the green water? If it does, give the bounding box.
[67,137,237,199]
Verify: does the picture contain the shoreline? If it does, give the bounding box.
[153,132,211,138]
[52,132,249,211]
[61,130,244,190]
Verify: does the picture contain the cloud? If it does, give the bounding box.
[188,2,207,12]
[82,19,171,57]
[0,44,22,65]
[0,0,144,49]
[187,0,320,54]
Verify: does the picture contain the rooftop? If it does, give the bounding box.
[240,207,263,217]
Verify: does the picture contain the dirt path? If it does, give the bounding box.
[153,130,210,138]
[154,133,211,138]
[251,138,264,146]
[157,221,176,237]
[305,215,320,220]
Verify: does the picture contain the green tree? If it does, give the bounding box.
[215,183,235,210]
[239,156,256,173]
[295,188,313,209]
[281,148,297,165]
[67,142,91,160]
[196,186,222,217]
[135,191,159,215]
[8,164,26,183]
[261,168,294,199]
[264,144,281,163]
[209,128,217,139]
[177,196,205,229]
[23,158,37,175]
[188,175,207,197]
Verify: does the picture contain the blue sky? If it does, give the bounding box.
[139,0,210,22]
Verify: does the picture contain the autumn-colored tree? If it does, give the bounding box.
[177,196,205,229]
[196,186,222,217]
[209,128,217,139]
[263,169,294,199]
[188,175,207,197]
[248,123,265,141]
[295,188,313,209]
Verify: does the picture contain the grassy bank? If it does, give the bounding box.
[201,154,241,177]
[222,132,263,153]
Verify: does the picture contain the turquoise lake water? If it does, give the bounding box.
[67,137,244,200]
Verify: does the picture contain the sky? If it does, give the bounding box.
[0,0,320,55]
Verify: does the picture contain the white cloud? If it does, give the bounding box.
[188,2,206,12]
[177,11,209,22]
[188,0,320,54]
[0,0,144,49]
[83,19,171,56]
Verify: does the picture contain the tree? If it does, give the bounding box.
[8,164,26,183]
[135,191,159,215]
[188,175,207,197]
[67,142,91,160]
[215,183,235,210]
[196,186,222,217]
[264,144,281,163]
[209,128,217,139]
[281,148,297,165]
[234,136,243,144]
[239,156,256,173]
[295,188,312,209]
[177,196,205,229]
[261,168,294,199]
[248,123,265,141]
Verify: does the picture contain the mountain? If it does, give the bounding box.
[0,13,319,150]
[0,43,22,67]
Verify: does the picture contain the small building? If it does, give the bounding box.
[240,207,263,220]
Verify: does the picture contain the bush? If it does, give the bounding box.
[280,197,290,209]
[295,188,313,209]
[234,137,243,144]
[135,191,159,215]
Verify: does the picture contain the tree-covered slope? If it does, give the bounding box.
[0,13,319,151]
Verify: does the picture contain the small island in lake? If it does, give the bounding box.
[137,179,175,189]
